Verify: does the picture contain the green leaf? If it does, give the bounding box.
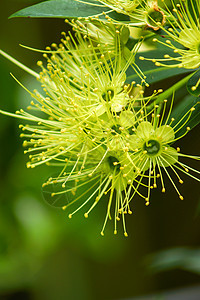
[187,68,200,96]
[148,247,200,275]
[42,174,100,209]
[9,0,111,19]
[148,248,191,273]
[108,11,130,22]
[187,0,198,23]
[125,36,139,51]
[10,0,130,22]
[147,73,194,111]
[171,94,200,138]
[126,50,193,85]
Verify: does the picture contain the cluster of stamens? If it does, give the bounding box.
[1,0,200,237]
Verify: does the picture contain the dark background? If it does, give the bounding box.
[0,1,200,299]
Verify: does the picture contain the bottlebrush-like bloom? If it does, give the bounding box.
[0,25,153,236]
[67,18,133,63]
[1,20,199,237]
[128,98,200,206]
[141,0,200,69]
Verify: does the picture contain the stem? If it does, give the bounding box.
[0,49,39,79]
[148,72,195,110]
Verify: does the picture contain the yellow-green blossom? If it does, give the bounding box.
[127,99,200,206]
[97,0,166,30]
[67,18,130,53]
[65,18,146,79]
[143,0,200,68]
[1,14,199,237]
[0,25,154,236]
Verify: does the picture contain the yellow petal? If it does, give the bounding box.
[182,51,200,69]
[179,28,196,48]
[111,94,127,112]
[120,110,135,127]
[155,125,175,143]
[161,147,178,167]
[136,121,154,140]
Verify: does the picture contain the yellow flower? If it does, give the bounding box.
[97,0,166,30]
[0,24,151,236]
[127,99,200,206]
[68,18,130,54]
[143,0,200,69]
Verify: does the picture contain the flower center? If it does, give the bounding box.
[146,9,165,28]
[143,139,160,156]
[111,125,121,135]
[108,156,121,173]
[102,89,114,101]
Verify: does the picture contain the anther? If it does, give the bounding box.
[37,61,43,67]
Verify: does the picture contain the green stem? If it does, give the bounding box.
[0,49,39,78]
[148,72,195,110]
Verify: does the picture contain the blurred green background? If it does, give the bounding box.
[1,1,200,299]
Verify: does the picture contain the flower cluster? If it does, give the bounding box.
[0,0,200,237]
